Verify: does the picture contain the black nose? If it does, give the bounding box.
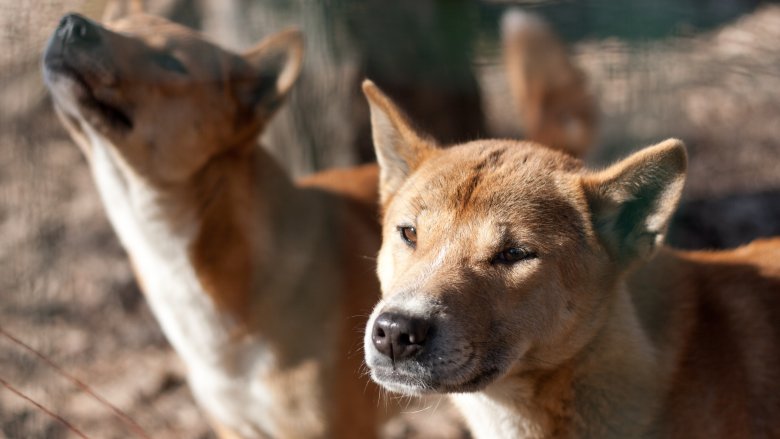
[56,14,100,47]
[372,312,431,362]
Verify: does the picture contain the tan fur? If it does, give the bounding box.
[43,12,387,438]
[502,10,597,158]
[362,81,780,438]
[102,0,144,22]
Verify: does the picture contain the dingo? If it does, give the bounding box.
[43,12,385,438]
[362,80,780,438]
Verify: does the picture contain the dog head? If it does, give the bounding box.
[362,80,686,395]
[42,12,303,183]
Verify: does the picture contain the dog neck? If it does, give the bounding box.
[453,286,662,439]
[83,122,330,362]
[84,127,343,436]
[86,129,243,357]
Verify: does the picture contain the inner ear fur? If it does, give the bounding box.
[239,28,304,118]
[362,80,437,205]
[582,138,687,264]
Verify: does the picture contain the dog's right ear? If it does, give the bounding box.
[582,139,687,265]
[362,80,436,205]
[238,28,304,120]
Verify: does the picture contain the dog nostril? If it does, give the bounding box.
[58,14,100,46]
[56,17,71,39]
[406,333,421,345]
[74,22,88,38]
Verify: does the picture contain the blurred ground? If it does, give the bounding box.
[1,2,779,438]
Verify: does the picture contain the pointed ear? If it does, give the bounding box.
[582,139,687,263]
[362,80,436,205]
[102,0,144,22]
[238,28,304,118]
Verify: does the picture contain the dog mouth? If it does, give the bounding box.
[371,368,435,395]
[43,53,133,133]
[371,362,502,395]
[365,309,511,395]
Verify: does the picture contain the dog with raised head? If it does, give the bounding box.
[362,80,780,438]
[43,10,386,439]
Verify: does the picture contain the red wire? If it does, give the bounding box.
[0,375,90,439]
[0,325,151,439]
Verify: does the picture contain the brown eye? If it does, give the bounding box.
[398,226,417,248]
[492,247,535,265]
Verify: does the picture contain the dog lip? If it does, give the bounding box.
[445,366,502,392]
[371,367,432,394]
[42,46,69,74]
[371,361,502,395]
[43,57,133,132]
[43,51,92,87]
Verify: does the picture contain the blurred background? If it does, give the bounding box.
[1,0,779,437]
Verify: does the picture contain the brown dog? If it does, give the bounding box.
[362,80,780,438]
[43,12,386,439]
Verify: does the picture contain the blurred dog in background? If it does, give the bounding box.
[42,7,388,438]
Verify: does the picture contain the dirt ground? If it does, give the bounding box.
[1,2,779,439]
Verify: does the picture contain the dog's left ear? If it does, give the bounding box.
[363,80,437,205]
[582,138,687,264]
[238,28,304,119]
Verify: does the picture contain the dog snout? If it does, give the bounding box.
[371,312,431,362]
[56,14,100,47]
